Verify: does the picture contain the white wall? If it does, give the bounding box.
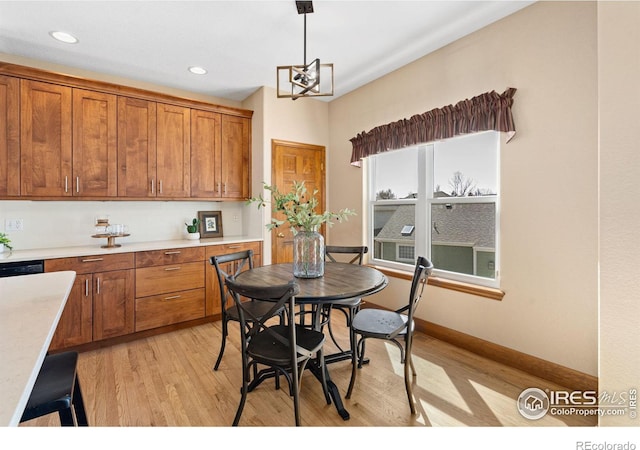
[328,1,599,376]
[598,1,640,426]
[0,200,247,249]
[242,86,330,264]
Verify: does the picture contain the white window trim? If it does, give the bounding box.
[366,133,501,289]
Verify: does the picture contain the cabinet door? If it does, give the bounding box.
[0,75,19,197]
[221,115,250,199]
[49,274,93,351]
[117,97,156,197]
[93,269,135,340]
[21,80,72,197]
[72,88,118,197]
[156,103,190,197]
[190,109,221,198]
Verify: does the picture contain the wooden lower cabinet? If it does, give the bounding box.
[46,253,135,351]
[134,247,205,332]
[49,273,93,350]
[45,241,262,350]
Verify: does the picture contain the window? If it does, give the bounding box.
[367,131,500,288]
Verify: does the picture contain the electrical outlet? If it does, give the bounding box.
[5,219,23,231]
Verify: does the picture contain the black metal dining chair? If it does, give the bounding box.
[346,256,433,414]
[225,277,330,426]
[210,250,284,371]
[323,245,368,363]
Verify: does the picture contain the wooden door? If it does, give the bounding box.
[117,97,157,197]
[0,75,19,196]
[156,103,190,197]
[72,88,118,197]
[21,80,72,197]
[271,139,326,264]
[190,109,221,198]
[93,269,135,340]
[49,274,93,350]
[221,115,250,199]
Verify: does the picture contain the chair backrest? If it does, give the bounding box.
[325,245,368,265]
[225,278,303,352]
[210,250,254,310]
[405,256,434,324]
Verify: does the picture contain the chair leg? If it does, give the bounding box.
[213,317,229,371]
[233,355,251,426]
[326,306,348,353]
[404,351,416,414]
[58,406,75,426]
[72,377,89,426]
[346,336,364,399]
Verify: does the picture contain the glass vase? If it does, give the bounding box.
[293,229,325,278]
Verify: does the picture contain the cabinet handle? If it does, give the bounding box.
[64,176,68,193]
[96,277,100,294]
[164,295,181,301]
[85,279,89,297]
[151,179,155,194]
[217,182,221,195]
[223,183,227,194]
[159,180,163,194]
[81,257,104,262]
[76,176,80,193]
[164,267,181,271]
[227,245,242,249]
[164,251,181,255]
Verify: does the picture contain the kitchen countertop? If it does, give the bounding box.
[0,271,76,426]
[0,236,263,263]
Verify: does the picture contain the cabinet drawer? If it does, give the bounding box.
[45,253,135,274]
[136,246,205,268]
[205,241,261,259]
[136,261,204,297]
[135,288,205,332]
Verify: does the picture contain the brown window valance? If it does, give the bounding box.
[349,88,517,167]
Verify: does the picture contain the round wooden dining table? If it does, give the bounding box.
[233,262,388,303]
[234,262,388,420]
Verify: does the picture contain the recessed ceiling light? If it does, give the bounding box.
[188,66,207,75]
[49,31,79,44]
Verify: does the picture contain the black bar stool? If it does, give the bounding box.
[20,351,88,426]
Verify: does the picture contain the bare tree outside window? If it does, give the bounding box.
[376,188,397,200]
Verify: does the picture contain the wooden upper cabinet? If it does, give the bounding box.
[73,88,118,197]
[156,103,190,198]
[0,75,19,196]
[190,109,221,198]
[117,97,157,197]
[20,79,72,197]
[221,115,250,199]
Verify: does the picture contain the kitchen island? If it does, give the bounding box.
[0,271,76,426]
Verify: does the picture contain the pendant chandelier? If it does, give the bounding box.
[277,1,334,100]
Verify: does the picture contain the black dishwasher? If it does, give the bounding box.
[0,259,45,277]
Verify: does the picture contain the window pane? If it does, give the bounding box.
[373,203,415,264]
[431,202,496,279]
[433,132,498,196]
[373,147,418,200]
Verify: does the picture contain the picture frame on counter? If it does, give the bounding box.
[198,211,223,238]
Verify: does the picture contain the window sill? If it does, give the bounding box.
[370,265,505,301]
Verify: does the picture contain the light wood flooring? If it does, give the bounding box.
[20,315,596,427]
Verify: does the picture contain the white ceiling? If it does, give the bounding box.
[0,1,534,102]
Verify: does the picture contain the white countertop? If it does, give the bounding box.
[0,271,76,426]
[0,236,263,263]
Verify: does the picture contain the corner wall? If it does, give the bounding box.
[327,1,598,376]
